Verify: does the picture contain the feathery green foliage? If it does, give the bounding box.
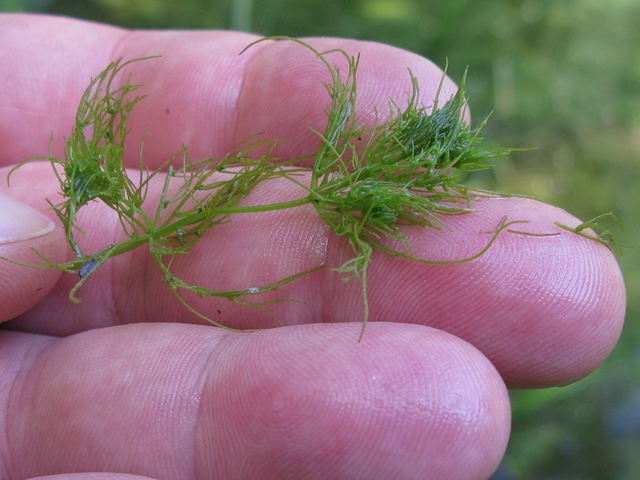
[277,40,515,336]
[555,212,623,254]
[7,56,314,329]
[5,38,572,336]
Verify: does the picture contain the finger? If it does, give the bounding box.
[2,163,626,388]
[0,192,65,321]
[1,322,510,480]
[29,475,156,480]
[0,14,457,168]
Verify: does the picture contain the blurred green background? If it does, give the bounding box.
[2,0,638,478]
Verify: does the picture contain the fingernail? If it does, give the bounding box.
[0,193,55,244]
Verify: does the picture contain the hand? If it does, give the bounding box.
[0,14,626,480]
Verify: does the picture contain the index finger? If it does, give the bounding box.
[0,14,458,167]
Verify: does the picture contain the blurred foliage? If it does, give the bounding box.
[2,0,639,478]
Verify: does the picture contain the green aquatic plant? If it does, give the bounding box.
[8,38,610,337]
[555,212,623,254]
[280,40,516,336]
[7,56,318,329]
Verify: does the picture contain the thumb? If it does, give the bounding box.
[0,192,65,322]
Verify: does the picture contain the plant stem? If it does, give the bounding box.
[153,195,313,239]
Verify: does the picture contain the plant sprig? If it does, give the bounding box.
[5,38,615,337]
[271,39,513,336]
[555,212,623,254]
[7,56,315,330]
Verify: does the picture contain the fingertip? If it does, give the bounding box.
[475,199,627,388]
[198,323,510,479]
[0,194,66,323]
[353,196,626,388]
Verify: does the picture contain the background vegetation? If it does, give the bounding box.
[2,0,638,478]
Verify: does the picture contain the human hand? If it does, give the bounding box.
[0,14,626,480]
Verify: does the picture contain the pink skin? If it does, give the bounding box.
[29,476,152,480]
[0,13,625,480]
